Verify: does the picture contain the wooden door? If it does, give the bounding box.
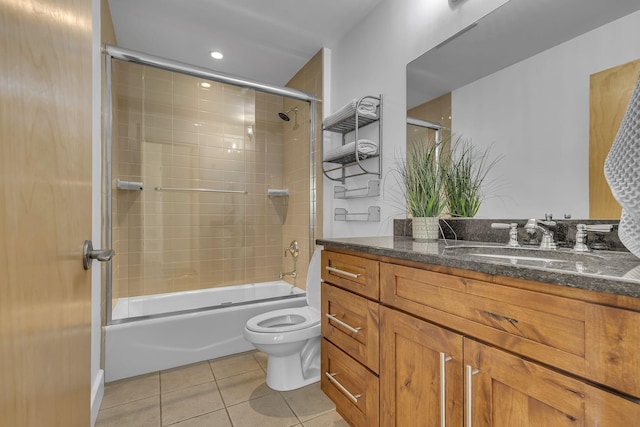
[380,306,463,427]
[589,58,640,219]
[0,0,93,426]
[464,338,586,427]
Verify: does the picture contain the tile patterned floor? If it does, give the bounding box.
[96,351,349,427]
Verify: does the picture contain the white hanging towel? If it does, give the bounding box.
[604,73,640,258]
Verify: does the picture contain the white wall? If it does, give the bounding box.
[454,10,640,219]
[324,0,509,238]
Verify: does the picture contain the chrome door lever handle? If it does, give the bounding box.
[83,240,115,270]
[92,249,115,261]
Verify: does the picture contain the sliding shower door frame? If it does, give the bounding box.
[104,45,318,325]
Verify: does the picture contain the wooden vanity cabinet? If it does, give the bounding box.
[379,307,592,427]
[321,250,380,427]
[320,248,640,426]
[379,261,640,426]
[380,307,640,427]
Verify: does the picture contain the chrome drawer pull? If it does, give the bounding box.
[465,365,480,427]
[325,266,361,279]
[325,372,362,404]
[440,353,452,427]
[325,313,362,334]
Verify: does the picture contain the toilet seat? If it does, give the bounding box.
[246,306,320,333]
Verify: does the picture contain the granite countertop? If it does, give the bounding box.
[317,236,640,299]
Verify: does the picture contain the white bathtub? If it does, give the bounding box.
[105,281,307,382]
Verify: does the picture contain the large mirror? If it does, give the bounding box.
[407,0,640,219]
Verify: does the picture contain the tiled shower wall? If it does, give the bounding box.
[112,60,289,299]
[281,49,324,291]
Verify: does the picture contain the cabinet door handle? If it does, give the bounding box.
[440,353,452,427]
[325,265,361,279]
[325,313,361,334]
[325,372,362,404]
[465,365,481,427]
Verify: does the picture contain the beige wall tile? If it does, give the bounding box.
[111,55,321,303]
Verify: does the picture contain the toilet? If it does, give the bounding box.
[243,247,323,391]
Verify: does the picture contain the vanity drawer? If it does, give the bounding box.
[322,282,379,373]
[321,339,379,427]
[322,250,379,300]
[380,262,589,380]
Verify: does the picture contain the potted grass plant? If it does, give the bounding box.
[400,139,447,240]
[442,137,501,218]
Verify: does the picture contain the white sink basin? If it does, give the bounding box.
[444,245,604,260]
[470,253,562,263]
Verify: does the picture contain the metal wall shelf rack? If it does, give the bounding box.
[322,95,382,184]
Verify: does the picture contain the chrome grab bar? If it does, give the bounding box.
[325,266,361,279]
[154,186,247,194]
[325,313,361,334]
[465,365,480,427]
[440,353,452,427]
[325,372,362,404]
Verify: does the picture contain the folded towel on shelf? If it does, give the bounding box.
[323,98,379,129]
[324,139,378,162]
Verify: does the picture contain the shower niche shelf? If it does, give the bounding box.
[334,180,380,199]
[322,94,382,184]
[334,206,380,222]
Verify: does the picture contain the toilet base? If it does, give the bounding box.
[265,336,320,391]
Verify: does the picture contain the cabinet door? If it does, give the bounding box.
[380,306,463,427]
[464,338,587,427]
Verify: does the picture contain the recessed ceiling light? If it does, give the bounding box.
[210,51,223,60]
[200,82,211,88]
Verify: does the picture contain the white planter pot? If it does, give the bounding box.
[412,217,440,241]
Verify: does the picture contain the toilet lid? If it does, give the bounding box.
[305,247,322,311]
[246,306,320,333]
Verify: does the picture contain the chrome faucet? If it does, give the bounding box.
[280,240,299,279]
[525,218,557,249]
[572,224,590,252]
[491,222,520,247]
[279,270,297,279]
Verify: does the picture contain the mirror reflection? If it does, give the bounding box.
[407,0,640,219]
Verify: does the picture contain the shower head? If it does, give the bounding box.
[278,106,298,122]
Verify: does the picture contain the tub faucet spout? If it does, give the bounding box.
[281,240,299,279]
[279,270,297,279]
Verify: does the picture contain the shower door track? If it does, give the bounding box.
[104,44,318,325]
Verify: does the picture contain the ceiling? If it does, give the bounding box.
[108,0,384,87]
